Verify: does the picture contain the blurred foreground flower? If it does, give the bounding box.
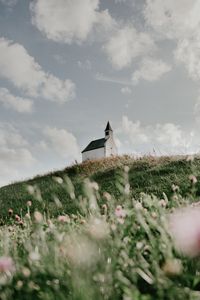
[169,207,200,257]
[87,217,110,240]
[64,235,98,267]
[0,257,14,274]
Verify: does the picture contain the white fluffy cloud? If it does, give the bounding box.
[0,123,35,186]
[44,127,80,160]
[0,88,33,113]
[144,0,200,40]
[117,116,199,155]
[132,57,171,84]
[30,0,114,44]
[175,37,200,81]
[0,38,75,104]
[143,0,200,105]
[103,26,156,69]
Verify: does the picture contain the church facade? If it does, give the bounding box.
[82,122,118,162]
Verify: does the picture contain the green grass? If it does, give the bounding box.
[0,155,200,299]
[0,155,200,222]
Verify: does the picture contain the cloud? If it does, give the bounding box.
[132,57,172,84]
[44,127,80,160]
[121,86,132,95]
[175,37,200,81]
[103,25,156,69]
[0,88,33,113]
[144,0,200,40]
[143,0,200,104]
[117,116,199,155]
[30,0,114,44]
[0,38,75,104]
[0,123,35,186]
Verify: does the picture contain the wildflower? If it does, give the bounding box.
[151,212,157,219]
[0,257,14,273]
[117,218,125,224]
[103,192,111,201]
[18,220,24,226]
[80,219,86,225]
[136,242,144,250]
[29,251,40,262]
[25,213,31,220]
[89,181,99,191]
[87,217,109,240]
[124,183,130,195]
[115,205,126,224]
[189,175,197,185]
[159,199,167,208]
[169,207,200,257]
[15,214,20,222]
[57,215,70,223]
[16,280,23,289]
[27,201,32,207]
[115,205,126,218]
[65,235,98,267]
[186,155,194,162]
[34,211,43,223]
[53,177,63,184]
[8,208,13,215]
[111,223,117,231]
[172,184,179,192]
[135,202,143,210]
[162,259,182,276]
[22,267,31,277]
[124,165,129,173]
[102,204,107,213]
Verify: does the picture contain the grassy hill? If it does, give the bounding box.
[0,154,200,223]
[1,155,200,299]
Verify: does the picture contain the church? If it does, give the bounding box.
[82,122,118,162]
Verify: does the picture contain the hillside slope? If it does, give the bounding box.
[0,155,200,222]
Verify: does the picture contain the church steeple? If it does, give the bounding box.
[105,121,113,138]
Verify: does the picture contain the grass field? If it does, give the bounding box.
[0,155,200,299]
[1,154,200,223]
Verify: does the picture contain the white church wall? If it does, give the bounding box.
[82,147,105,162]
[105,137,118,157]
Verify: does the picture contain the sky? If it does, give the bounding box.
[0,0,200,186]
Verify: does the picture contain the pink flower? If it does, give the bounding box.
[57,215,70,223]
[0,257,14,273]
[115,205,126,223]
[15,214,21,222]
[115,205,126,218]
[169,207,200,257]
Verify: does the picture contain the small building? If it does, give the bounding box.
[82,121,118,162]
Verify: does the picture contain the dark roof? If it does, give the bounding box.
[82,138,106,153]
[105,121,113,132]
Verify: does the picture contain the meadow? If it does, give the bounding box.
[0,155,200,299]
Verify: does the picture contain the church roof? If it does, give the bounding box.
[105,121,113,132]
[82,138,106,153]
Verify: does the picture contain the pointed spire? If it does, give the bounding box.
[105,121,113,132]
